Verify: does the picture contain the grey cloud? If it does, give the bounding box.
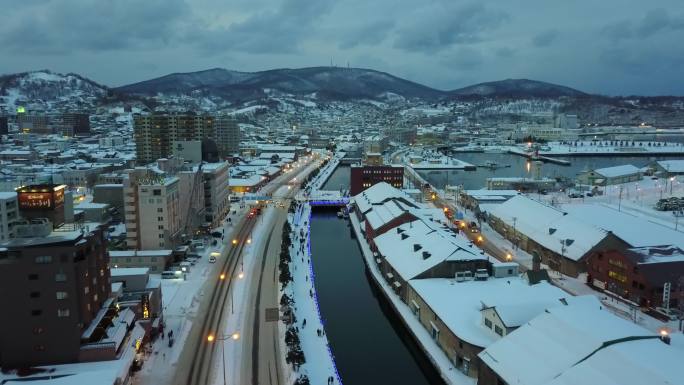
[191,0,336,54]
[603,8,684,40]
[441,47,484,70]
[0,0,189,54]
[393,3,509,53]
[495,47,515,58]
[338,19,395,50]
[532,29,559,47]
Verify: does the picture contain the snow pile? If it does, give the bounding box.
[278,203,342,384]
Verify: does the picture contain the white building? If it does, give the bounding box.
[0,192,19,242]
[124,172,182,250]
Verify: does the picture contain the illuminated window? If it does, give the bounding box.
[55,273,66,282]
[608,270,627,283]
[56,292,68,300]
[57,309,70,317]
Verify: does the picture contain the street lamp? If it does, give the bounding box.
[207,332,241,385]
[232,239,238,246]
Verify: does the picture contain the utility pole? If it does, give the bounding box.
[618,185,623,212]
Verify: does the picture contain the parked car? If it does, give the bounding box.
[209,256,217,263]
[211,231,222,238]
[568,193,582,198]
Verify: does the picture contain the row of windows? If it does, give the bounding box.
[29,273,67,281]
[30,291,68,299]
[31,309,70,317]
[608,270,627,283]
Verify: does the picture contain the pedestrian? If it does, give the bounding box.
[163,353,166,361]
[302,318,306,328]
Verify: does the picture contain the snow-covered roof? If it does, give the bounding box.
[478,298,681,385]
[488,196,608,261]
[375,218,487,281]
[410,277,568,348]
[352,182,418,215]
[563,204,684,250]
[592,164,641,178]
[110,267,150,276]
[656,159,684,173]
[365,199,410,230]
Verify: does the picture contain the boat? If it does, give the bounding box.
[484,160,498,168]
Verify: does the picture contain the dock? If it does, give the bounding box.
[508,149,571,166]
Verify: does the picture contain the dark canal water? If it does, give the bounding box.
[311,210,444,385]
[419,152,683,190]
[321,165,350,191]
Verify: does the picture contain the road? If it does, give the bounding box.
[170,154,323,385]
[240,158,322,385]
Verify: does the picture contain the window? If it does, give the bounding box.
[484,318,493,328]
[34,345,45,351]
[35,255,52,264]
[56,291,68,300]
[158,225,164,230]
[30,291,40,298]
[494,325,504,336]
[55,273,66,282]
[57,309,70,317]
[31,309,42,316]
[157,217,164,221]
[151,257,157,262]
[159,242,165,247]
[28,274,39,280]
[153,189,161,196]
[84,286,90,294]
[157,207,163,213]
[608,270,627,283]
[33,327,44,334]
[158,234,164,239]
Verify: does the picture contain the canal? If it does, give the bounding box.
[419,152,683,190]
[321,165,350,191]
[311,209,443,385]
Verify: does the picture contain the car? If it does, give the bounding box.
[209,256,217,263]
[585,192,593,197]
[568,193,582,198]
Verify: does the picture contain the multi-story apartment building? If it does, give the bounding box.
[123,171,182,250]
[0,192,20,242]
[215,115,240,157]
[58,113,91,136]
[0,222,111,367]
[17,113,50,134]
[133,114,215,165]
[201,162,230,226]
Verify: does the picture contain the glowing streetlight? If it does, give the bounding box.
[660,329,669,337]
[232,239,238,245]
[443,207,449,213]
[247,238,252,244]
[505,253,513,261]
[219,273,226,280]
[207,334,215,342]
[238,271,245,279]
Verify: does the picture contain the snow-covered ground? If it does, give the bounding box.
[541,176,684,231]
[279,203,341,384]
[131,206,248,385]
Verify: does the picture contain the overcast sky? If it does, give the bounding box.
[1,0,683,95]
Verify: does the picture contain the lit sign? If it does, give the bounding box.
[135,338,142,351]
[17,106,25,114]
[16,185,66,210]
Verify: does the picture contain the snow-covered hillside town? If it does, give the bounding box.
[2,3,684,381]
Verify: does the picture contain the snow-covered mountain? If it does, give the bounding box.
[116,67,445,102]
[0,70,109,112]
[450,78,586,98]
